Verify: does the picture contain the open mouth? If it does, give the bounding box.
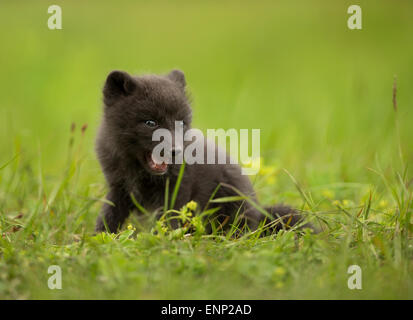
[146,152,168,174]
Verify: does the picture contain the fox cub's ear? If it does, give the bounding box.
[167,69,186,89]
[103,70,137,105]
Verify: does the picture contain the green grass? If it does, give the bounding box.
[0,0,412,299]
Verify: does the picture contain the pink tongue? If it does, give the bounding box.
[154,162,167,170]
[150,156,167,171]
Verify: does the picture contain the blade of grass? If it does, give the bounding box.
[170,161,186,210]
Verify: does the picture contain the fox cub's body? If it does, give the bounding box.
[95,70,300,233]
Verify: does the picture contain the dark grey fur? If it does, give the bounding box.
[95,70,301,234]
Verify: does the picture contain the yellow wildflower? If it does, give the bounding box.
[187,200,198,212]
[242,157,262,172]
[273,267,286,276]
[322,189,334,199]
[378,200,388,209]
[266,175,276,185]
[332,200,341,206]
[342,199,350,207]
[260,165,275,176]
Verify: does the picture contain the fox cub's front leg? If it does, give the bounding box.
[95,189,132,233]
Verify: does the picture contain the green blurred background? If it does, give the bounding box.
[0,0,412,205]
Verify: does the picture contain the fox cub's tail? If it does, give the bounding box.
[263,204,301,231]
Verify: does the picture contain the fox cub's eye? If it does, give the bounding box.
[144,120,157,128]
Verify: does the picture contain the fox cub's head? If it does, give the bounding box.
[102,70,192,175]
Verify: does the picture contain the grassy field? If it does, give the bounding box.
[0,0,412,299]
